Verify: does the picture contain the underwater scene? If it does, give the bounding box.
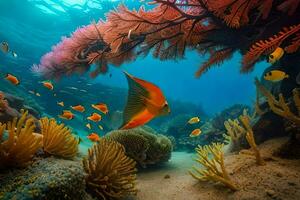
[0,0,300,199]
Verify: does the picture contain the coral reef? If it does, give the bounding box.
[189,143,238,191]
[0,110,42,169]
[82,139,137,200]
[40,117,78,159]
[35,0,300,79]
[0,157,90,200]
[105,126,172,167]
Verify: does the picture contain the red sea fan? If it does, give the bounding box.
[285,33,300,53]
[241,23,300,72]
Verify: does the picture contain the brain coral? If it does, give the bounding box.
[105,126,173,167]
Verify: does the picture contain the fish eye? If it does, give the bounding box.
[269,55,274,59]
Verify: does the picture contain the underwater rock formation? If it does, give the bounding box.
[0,110,42,169]
[0,91,41,126]
[83,139,137,200]
[40,117,78,159]
[0,157,89,200]
[105,126,172,167]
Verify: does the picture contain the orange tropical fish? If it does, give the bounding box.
[58,110,74,120]
[91,103,108,114]
[86,123,92,130]
[42,81,54,90]
[57,101,64,107]
[87,113,102,122]
[87,133,100,142]
[5,73,19,85]
[70,105,85,112]
[119,71,170,130]
[190,128,202,137]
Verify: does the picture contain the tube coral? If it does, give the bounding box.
[35,0,300,79]
[40,117,78,158]
[82,139,137,200]
[189,143,238,191]
[0,110,42,168]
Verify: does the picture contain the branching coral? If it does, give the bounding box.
[189,142,238,191]
[255,78,300,126]
[239,112,265,165]
[40,117,78,158]
[35,0,300,79]
[0,92,8,111]
[224,118,246,145]
[0,110,42,168]
[82,139,137,200]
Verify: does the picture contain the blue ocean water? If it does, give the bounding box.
[0,0,267,116]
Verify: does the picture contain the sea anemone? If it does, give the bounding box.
[40,117,78,158]
[0,110,42,168]
[83,138,137,200]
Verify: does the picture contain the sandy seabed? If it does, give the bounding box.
[134,137,300,200]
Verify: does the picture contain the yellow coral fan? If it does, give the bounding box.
[189,143,238,191]
[224,118,246,142]
[239,113,265,166]
[189,143,238,190]
[83,139,137,200]
[0,110,42,168]
[40,117,78,158]
[256,78,300,126]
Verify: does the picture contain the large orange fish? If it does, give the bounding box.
[120,72,170,129]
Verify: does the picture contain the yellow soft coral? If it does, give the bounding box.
[83,139,137,200]
[255,78,300,125]
[189,143,238,191]
[40,117,78,158]
[0,110,42,168]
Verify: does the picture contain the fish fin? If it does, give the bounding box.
[285,74,289,79]
[122,71,150,127]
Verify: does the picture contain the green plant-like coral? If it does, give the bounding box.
[39,117,78,158]
[0,110,42,169]
[83,139,137,200]
[105,127,173,167]
[189,143,238,191]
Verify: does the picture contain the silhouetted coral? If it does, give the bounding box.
[35,0,300,79]
[0,110,42,169]
[189,143,238,191]
[105,127,172,167]
[83,139,137,200]
[40,117,78,158]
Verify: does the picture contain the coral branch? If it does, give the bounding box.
[239,112,265,165]
[189,143,238,191]
[255,78,300,126]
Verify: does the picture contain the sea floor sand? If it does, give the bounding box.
[135,138,300,200]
